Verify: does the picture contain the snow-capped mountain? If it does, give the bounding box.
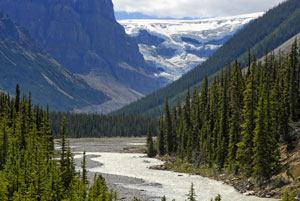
[119,13,263,82]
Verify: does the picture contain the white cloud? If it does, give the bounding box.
[112,0,284,18]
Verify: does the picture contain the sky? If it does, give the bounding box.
[112,0,285,19]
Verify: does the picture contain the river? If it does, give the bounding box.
[69,138,278,201]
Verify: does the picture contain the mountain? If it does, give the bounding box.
[0,10,108,111]
[116,0,300,116]
[119,13,262,82]
[0,0,163,113]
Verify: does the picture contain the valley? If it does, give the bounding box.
[0,0,299,200]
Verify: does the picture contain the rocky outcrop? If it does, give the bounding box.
[0,10,109,111]
[0,0,162,99]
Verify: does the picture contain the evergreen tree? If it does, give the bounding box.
[227,61,244,172]
[252,86,278,180]
[186,183,196,201]
[146,123,156,157]
[164,99,173,154]
[236,62,257,176]
[157,118,165,156]
[82,151,88,185]
[216,69,229,169]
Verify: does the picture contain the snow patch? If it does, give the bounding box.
[119,12,263,82]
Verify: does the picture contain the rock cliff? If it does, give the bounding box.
[0,10,109,111]
[0,0,163,112]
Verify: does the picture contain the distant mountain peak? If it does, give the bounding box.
[119,13,263,82]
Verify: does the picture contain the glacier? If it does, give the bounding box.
[119,13,263,82]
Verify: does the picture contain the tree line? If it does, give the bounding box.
[50,112,158,138]
[150,40,300,181]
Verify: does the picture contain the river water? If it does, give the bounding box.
[74,151,278,201]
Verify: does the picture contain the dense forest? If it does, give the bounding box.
[150,41,300,182]
[116,0,300,116]
[50,112,158,138]
[0,85,117,200]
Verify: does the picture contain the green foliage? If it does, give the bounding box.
[186,183,196,201]
[280,190,295,201]
[0,86,116,201]
[116,0,300,117]
[213,194,222,201]
[157,117,165,156]
[146,123,156,157]
[155,43,299,180]
[50,112,158,138]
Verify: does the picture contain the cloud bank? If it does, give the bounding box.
[112,0,284,18]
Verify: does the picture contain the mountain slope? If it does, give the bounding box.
[0,0,164,113]
[0,10,108,111]
[119,13,262,82]
[116,0,300,116]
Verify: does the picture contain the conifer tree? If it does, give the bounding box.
[186,183,196,201]
[252,86,278,180]
[15,84,20,114]
[236,62,257,175]
[157,118,165,156]
[164,99,173,154]
[227,61,244,172]
[216,69,229,169]
[146,123,156,157]
[82,151,88,185]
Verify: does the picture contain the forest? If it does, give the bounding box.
[50,112,158,138]
[149,41,300,182]
[0,61,296,200]
[0,85,117,200]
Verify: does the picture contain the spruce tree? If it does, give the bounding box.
[164,99,173,155]
[227,61,244,172]
[157,118,165,156]
[252,86,278,180]
[186,183,196,201]
[236,62,257,176]
[146,123,156,157]
[216,69,229,169]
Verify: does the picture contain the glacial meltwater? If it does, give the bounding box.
[74,152,278,201]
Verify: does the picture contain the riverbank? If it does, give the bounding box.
[66,137,155,201]
[62,137,279,201]
[150,131,300,200]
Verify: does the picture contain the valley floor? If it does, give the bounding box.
[56,138,285,201]
[64,137,152,201]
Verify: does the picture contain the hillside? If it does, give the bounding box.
[116,0,300,116]
[120,13,262,82]
[0,0,164,113]
[0,10,108,111]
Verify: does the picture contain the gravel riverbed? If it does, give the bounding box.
[66,138,155,201]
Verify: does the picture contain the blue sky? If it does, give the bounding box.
[112,0,284,19]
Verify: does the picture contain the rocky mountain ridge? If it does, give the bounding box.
[0,0,164,113]
[0,10,109,111]
[119,13,262,82]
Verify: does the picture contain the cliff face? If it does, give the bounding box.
[0,0,161,96]
[0,10,109,111]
